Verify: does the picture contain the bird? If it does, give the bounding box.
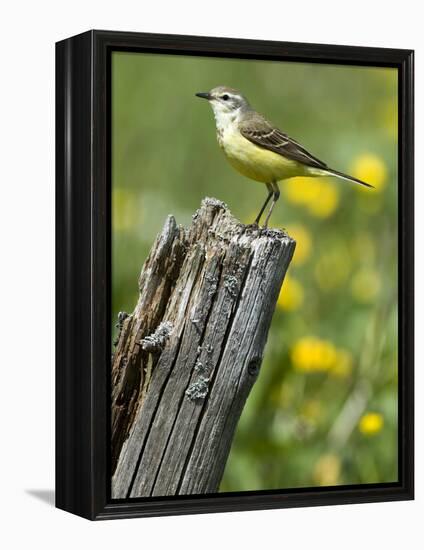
[195,86,373,227]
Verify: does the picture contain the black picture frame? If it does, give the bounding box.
[56,29,414,520]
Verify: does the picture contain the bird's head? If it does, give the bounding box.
[196,86,251,123]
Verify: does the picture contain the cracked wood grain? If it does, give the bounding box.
[111,198,295,498]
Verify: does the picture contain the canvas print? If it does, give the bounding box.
[110,52,398,499]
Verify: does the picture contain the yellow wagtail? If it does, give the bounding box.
[196,86,373,227]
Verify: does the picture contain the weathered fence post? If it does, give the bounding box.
[111,198,295,498]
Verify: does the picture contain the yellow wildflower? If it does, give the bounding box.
[359,412,384,436]
[291,337,338,373]
[277,275,304,312]
[307,180,339,218]
[285,224,312,266]
[350,153,387,192]
[283,177,339,218]
[291,337,354,378]
[313,453,341,486]
[351,268,381,303]
[283,176,320,205]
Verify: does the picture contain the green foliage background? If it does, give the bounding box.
[112,52,398,491]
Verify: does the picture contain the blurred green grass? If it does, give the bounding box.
[112,52,398,491]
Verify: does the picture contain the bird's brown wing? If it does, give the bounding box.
[239,113,328,170]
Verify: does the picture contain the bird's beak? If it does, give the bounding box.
[195,92,211,100]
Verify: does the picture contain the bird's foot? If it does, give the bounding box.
[245,221,259,230]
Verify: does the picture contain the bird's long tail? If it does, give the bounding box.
[322,167,374,188]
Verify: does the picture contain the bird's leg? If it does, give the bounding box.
[254,183,273,225]
[263,182,280,228]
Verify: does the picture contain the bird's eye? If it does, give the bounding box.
[222,94,229,101]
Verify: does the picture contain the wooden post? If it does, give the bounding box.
[111,198,295,498]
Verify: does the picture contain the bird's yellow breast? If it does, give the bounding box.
[218,128,306,183]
